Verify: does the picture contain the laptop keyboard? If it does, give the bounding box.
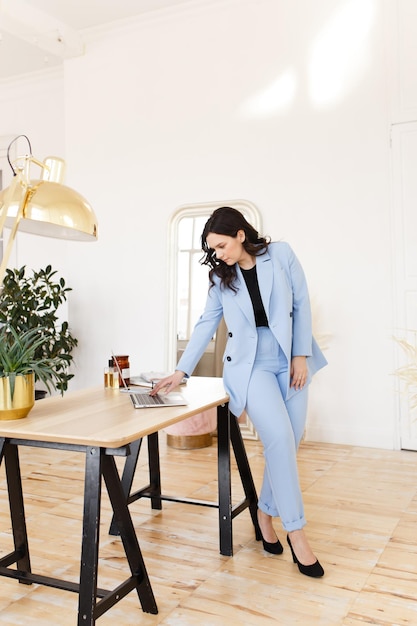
[130,392,164,406]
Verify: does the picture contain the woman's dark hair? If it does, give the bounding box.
[201,207,269,291]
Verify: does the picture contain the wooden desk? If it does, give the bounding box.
[0,377,259,624]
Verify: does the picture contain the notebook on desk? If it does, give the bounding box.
[112,355,188,409]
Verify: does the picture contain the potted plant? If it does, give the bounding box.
[0,325,63,419]
[0,265,78,397]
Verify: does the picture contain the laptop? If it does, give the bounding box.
[128,389,188,409]
[112,354,188,409]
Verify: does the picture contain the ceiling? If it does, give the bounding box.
[0,0,190,80]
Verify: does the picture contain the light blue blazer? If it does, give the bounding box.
[177,242,327,417]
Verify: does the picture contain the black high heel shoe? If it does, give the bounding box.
[257,533,283,555]
[286,534,324,578]
[257,510,283,554]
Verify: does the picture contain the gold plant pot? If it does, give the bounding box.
[0,373,35,420]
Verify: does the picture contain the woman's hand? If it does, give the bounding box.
[149,370,185,395]
[290,356,307,390]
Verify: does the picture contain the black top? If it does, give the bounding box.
[240,265,269,327]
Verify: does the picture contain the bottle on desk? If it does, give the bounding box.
[111,363,119,388]
[112,355,130,388]
[104,359,112,388]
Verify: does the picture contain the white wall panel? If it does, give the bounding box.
[391,121,417,449]
[388,0,417,122]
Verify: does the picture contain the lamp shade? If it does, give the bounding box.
[0,178,97,241]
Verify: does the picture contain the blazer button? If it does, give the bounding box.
[228,332,233,337]
[226,356,232,362]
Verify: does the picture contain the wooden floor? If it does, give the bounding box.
[0,435,416,625]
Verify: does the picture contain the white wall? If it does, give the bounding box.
[0,0,402,448]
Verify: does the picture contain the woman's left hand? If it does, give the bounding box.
[290,356,308,390]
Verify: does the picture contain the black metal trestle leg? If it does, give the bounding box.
[229,412,262,541]
[217,406,262,555]
[104,403,260,560]
[78,447,102,625]
[2,440,32,580]
[101,454,158,616]
[147,432,162,509]
[217,403,233,556]
[109,438,143,535]
[78,446,157,625]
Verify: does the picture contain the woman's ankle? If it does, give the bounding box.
[257,509,277,542]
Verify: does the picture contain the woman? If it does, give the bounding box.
[151,207,327,577]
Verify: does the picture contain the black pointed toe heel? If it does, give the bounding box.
[286,534,324,578]
[256,510,283,554]
[261,536,284,555]
[257,533,283,554]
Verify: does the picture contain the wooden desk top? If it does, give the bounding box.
[0,377,228,448]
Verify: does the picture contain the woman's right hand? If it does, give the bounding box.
[150,370,185,395]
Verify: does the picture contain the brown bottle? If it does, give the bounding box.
[113,355,130,387]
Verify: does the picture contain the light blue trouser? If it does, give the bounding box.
[245,327,308,532]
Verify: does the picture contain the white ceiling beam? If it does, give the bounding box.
[0,0,84,59]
